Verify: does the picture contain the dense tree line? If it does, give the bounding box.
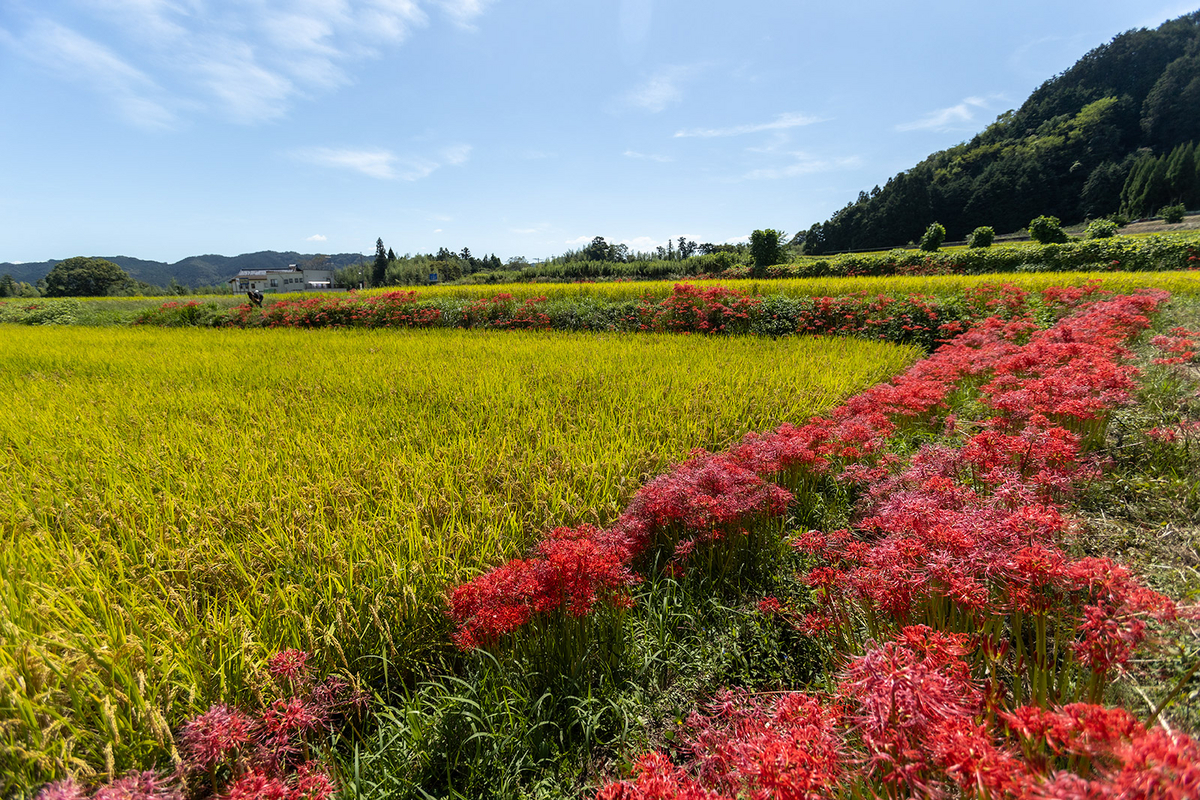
[351,238,510,287]
[1121,140,1200,216]
[804,12,1200,254]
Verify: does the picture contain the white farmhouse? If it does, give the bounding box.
[226,263,339,294]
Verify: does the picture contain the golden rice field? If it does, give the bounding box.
[0,325,919,789]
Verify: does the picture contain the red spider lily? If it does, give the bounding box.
[595,752,723,800]
[34,779,87,800]
[1004,702,1200,797]
[268,649,312,688]
[36,775,184,800]
[290,763,335,800]
[1150,327,1199,365]
[217,769,291,800]
[689,689,846,800]
[757,596,783,615]
[178,703,255,773]
[91,772,182,800]
[446,525,639,649]
[260,697,330,742]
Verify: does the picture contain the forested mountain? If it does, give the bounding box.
[804,11,1200,254]
[0,251,366,289]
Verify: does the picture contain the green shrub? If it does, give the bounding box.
[1085,219,1119,239]
[1028,215,1069,244]
[967,226,995,248]
[0,299,81,325]
[1160,203,1187,224]
[919,222,947,252]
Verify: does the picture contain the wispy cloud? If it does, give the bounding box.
[674,112,821,138]
[441,144,473,165]
[291,143,471,180]
[294,147,402,179]
[5,1,488,126]
[623,149,672,162]
[897,96,995,132]
[4,20,177,129]
[306,234,328,242]
[742,153,863,180]
[622,65,700,112]
[197,42,295,123]
[436,0,496,28]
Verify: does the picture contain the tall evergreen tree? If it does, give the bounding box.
[1165,141,1197,206]
[372,238,388,286]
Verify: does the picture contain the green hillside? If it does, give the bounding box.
[805,11,1200,253]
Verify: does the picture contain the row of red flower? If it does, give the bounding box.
[445,284,1200,797]
[138,283,1033,352]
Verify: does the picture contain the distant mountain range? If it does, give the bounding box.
[0,251,368,289]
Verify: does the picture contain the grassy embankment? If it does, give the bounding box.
[3,270,1200,327]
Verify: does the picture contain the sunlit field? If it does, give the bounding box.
[0,325,918,787]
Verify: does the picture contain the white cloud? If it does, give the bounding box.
[306,234,328,242]
[620,236,661,251]
[8,1,478,126]
[623,149,672,162]
[742,153,863,180]
[565,235,592,246]
[291,143,470,180]
[294,147,401,179]
[896,96,991,132]
[197,43,295,123]
[623,65,699,112]
[436,0,496,27]
[674,112,821,139]
[440,144,472,165]
[5,20,177,129]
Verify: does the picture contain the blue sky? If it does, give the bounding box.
[1,1,1196,264]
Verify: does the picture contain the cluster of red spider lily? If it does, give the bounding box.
[460,293,553,329]
[634,284,763,334]
[36,651,366,800]
[252,291,445,329]
[446,284,1198,796]
[598,627,1200,799]
[1149,326,1200,365]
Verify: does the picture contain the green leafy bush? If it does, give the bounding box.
[919,222,946,252]
[967,226,995,248]
[1028,215,1069,244]
[0,299,81,325]
[1085,219,1119,239]
[1161,203,1187,224]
